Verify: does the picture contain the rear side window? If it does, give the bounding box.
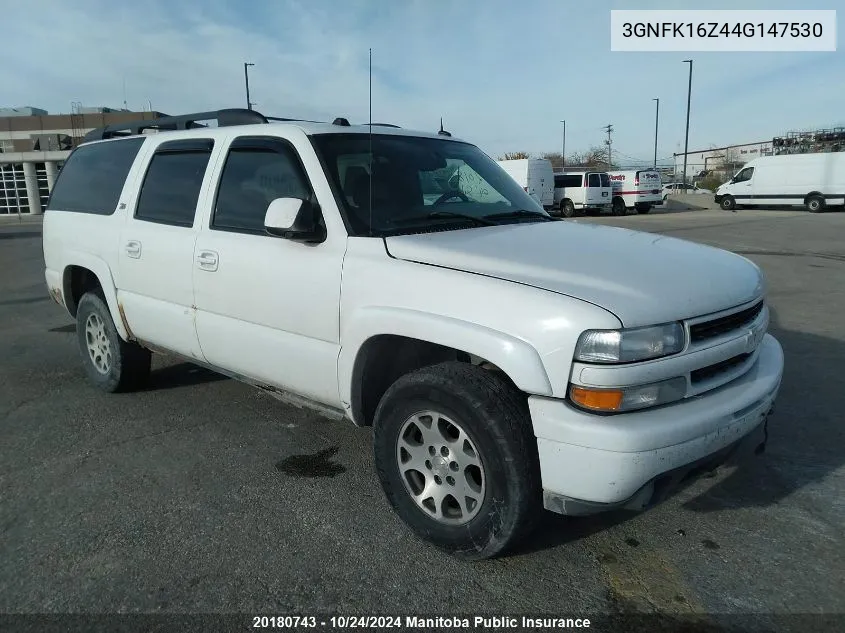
[557,175,582,187]
[588,173,601,187]
[600,173,610,187]
[135,140,214,227]
[47,138,144,215]
[213,138,312,234]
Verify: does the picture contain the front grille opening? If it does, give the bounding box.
[690,301,763,343]
[691,353,751,384]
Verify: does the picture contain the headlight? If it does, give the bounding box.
[570,377,687,413]
[574,323,685,363]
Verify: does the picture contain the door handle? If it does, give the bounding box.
[125,240,141,258]
[196,250,219,272]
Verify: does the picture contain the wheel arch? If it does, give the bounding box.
[61,254,130,340]
[339,308,553,427]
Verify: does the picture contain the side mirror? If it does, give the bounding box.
[264,197,325,243]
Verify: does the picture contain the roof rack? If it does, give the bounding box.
[83,107,414,143]
[83,108,269,142]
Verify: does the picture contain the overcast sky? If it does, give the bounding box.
[5,0,843,165]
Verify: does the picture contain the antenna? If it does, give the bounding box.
[122,78,128,110]
[368,48,373,237]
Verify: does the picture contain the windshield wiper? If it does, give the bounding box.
[392,211,498,227]
[482,210,556,222]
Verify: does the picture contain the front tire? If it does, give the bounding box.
[76,292,151,392]
[806,195,825,213]
[373,362,541,560]
[720,195,736,211]
[560,200,575,218]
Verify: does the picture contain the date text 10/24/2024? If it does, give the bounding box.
[252,615,592,629]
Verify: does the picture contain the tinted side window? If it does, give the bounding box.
[588,173,601,187]
[554,175,565,188]
[135,147,213,227]
[47,138,144,214]
[213,143,311,234]
[600,173,610,187]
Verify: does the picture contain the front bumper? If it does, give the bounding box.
[714,194,724,204]
[529,334,783,514]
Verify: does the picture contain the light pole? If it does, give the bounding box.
[652,98,659,168]
[682,59,693,187]
[244,62,255,110]
[559,120,566,171]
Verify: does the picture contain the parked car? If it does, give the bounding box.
[660,182,713,203]
[607,169,663,214]
[553,170,613,217]
[715,152,845,212]
[496,158,554,210]
[42,108,784,559]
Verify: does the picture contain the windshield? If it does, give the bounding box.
[310,133,547,236]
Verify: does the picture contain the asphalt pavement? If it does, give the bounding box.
[1,208,843,630]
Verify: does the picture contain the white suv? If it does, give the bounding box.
[42,109,784,559]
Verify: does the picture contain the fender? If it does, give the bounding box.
[61,250,131,341]
[337,306,554,408]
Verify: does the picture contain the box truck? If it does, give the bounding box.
[715,153,845,212]
[497,159,555,210]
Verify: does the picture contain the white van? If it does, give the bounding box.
[497,159,555,209]
[608,169,663,214]
[715,153,845,212]
[553,171,612,217]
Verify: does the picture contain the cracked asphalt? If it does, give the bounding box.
[0,207,843,630]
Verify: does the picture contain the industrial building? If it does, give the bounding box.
[0,106,164,215]
[673,127,845,183]
[672,140,774,182]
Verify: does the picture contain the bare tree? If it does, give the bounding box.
[566,146,610,169]
[499,151,531,160]
[542,152,564,170]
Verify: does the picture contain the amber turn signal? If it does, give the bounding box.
[570,386,624,412]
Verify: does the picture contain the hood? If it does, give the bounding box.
[384,222,764,327]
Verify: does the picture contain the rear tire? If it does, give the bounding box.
[373,362,541,560]
[806,195,825,213]
[560,200,575,218]
[612,197,627,216]
[635,202,651,214]
[76,292,151,393]
[720,196,736,211]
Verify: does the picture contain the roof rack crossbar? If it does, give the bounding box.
[83,108,269,142]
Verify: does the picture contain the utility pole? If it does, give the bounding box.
[603,124,614,168]
[652,98,659,168]
[559,120,566,171]
[682,59,693,187]
[244,62,255,110]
